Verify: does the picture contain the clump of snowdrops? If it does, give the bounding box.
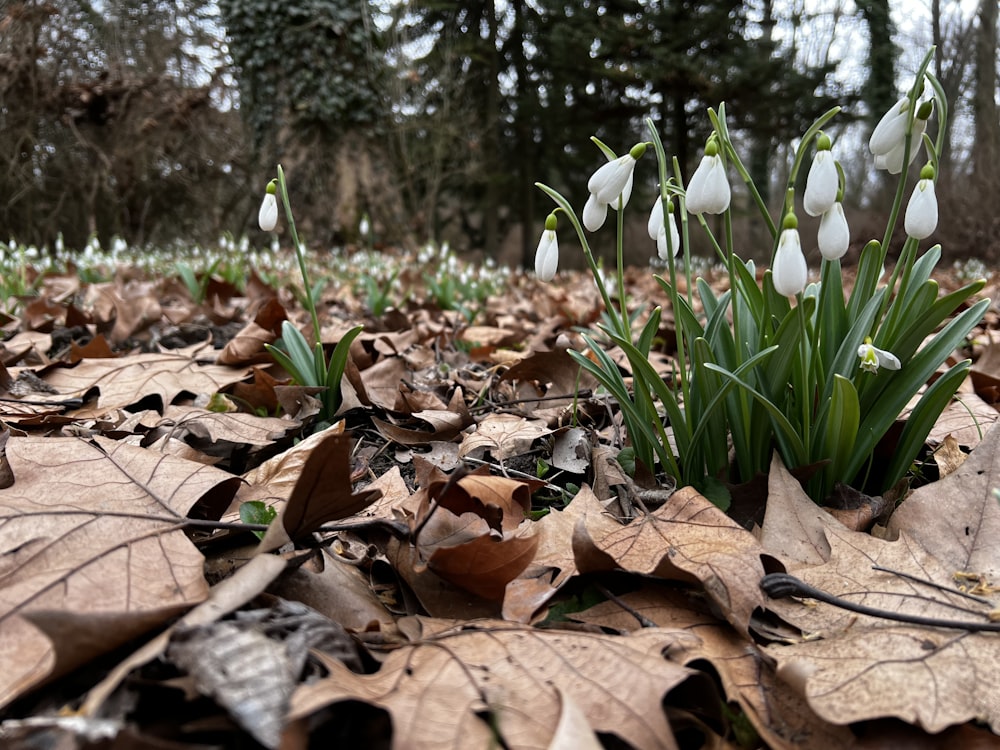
[536,49,988,505]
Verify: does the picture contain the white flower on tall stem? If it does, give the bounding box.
[869,97,909,155]
[583,142,645,231]
[871,99,932,174]
[648,195,680,259]
[804,133,838,217]
[817,200,850,261]
[857,337,901,373]
[904,164,938,240]
[686,140,731,215]
[258,179,278,231]
[772,213,807,297]
[534,213,560,282]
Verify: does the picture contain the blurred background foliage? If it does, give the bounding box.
[1,0,997,264]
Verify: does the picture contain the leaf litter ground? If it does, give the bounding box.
[2,252,1000,749]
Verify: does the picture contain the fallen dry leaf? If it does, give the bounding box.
[503,484,621,622]
[886,422,1000,580]
[759,452,1000,733]
[34,353,252,412]
[571,585,855,750]
[574,486,769,633]
[257,429,381,552]
[459,412,552,461]
[289,619,713,750]
[0,434,241,708]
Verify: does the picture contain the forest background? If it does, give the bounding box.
[1,0,998,268]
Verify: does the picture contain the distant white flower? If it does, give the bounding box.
[858,337,901,373]
[535,214,559,282]
[582,193,609,232]
[258,180,278,231]
[804,145,838,217]
[818,202,850,261]
[904,171,938,240]
[686,152,730,215]
[359,214,371,237]
[648,197,680,259]
[772,225,807,297]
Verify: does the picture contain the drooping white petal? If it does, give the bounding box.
[656,212,681,261]
[588,154,636,207]
[647,197,664,239]
[869,97,909,155]
[534,229,559,281]
[803,150,838,217]
[582,193,608,232]
[686,154,731,215]
[609,170,633,211]
[904,179,938,239]
[258,192,278,232]
[772,228,807,297]
[818,202,850,261]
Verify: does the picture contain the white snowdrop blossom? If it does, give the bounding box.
[686,147,731,215]
[870,99,931,174]
[874,117,927,174]
[772,220,807,297]
[647,196,680,259]
[857,337,901,374]
[588,154,637,207]
[583,193,609,232]
[534,214,559,282]
[359,214,371,237]
[904,166,938,240]
[803,137,838,217]
[817,202,850,261]
[869,97,910,156]
[587,142,645,207]
[258,180,278,231]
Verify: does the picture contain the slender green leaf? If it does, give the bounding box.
[881,361,970,491]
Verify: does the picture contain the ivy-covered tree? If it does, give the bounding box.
[856,0,899,128]
[219,0,392,242]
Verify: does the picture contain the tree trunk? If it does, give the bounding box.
[974,0,999,188]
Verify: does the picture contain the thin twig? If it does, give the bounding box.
[761,573,1000,633]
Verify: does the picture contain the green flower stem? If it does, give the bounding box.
[614,195,630,338]
[648,120,692,407]
[795,297,813,458]
[276,165,321,344]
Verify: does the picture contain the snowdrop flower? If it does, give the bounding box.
[359,213,371,238]
[857,337,901,373]
[869,97,910,156]
[534,213,559,282]
[872,100,932,174]
[772,214,807,297]
[648,196,680,259]
[582,142,645,232]
[582,193,609,232]
[686,140,731,215]
[817,201,850,261]
[258,179,278,231]
[803,133,838,217]
[904,164,938,240]
[588,143,644,206]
